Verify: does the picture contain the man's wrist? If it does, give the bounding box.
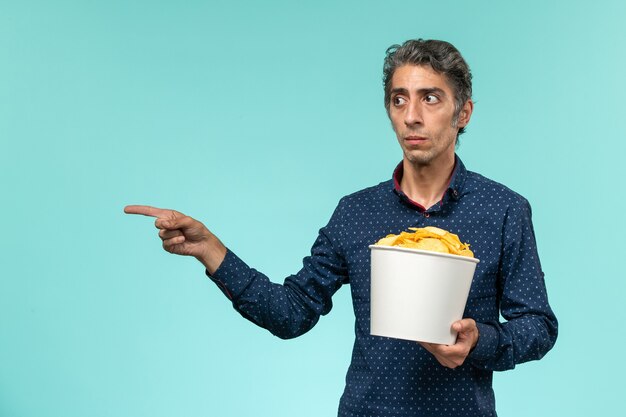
[469,324,480,353]
[468,322,499,362]
[197,236,227,275]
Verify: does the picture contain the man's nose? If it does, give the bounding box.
[404,102,423,126]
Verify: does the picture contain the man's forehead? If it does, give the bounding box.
[391,64,453,92]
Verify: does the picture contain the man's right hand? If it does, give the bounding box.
[124,205,227,274]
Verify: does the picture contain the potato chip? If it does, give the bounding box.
[376,234,399,246]
[414,238,450,253]
[374,227,475,258]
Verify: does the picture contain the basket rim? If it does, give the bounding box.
[368,244,480,264]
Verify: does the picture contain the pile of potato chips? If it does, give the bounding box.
[374,226,474,258]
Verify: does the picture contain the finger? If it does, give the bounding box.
[420,342,458,368]
[429,343,462,359]
[431,352,455,368]
[159,229,184,240]
[420,341,435,351]
[421,341,449,350]
[157,215,195,230]
[124,205,172,218]
[421,342,450,355]
[163,236,186,251]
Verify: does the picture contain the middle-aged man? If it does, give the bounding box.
[125,39,558,417]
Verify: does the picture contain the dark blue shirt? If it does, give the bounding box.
[207,155,558,417]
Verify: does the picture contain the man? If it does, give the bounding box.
[125,39,557,417]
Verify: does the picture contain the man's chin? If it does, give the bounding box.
[404,150,434,166]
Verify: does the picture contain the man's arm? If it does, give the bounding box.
[466,199,558,370]
[124,204,349,339]
[419,199,558,370]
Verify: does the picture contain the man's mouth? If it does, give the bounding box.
[404,135,428,145]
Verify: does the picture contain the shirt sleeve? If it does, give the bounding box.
[205,202,349,339]
[469,199,558,370]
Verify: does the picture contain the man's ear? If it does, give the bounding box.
[457,100,474,128]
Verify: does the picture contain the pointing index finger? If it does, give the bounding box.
[124,205,171,218]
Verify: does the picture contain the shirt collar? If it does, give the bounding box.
[392,154,468,210]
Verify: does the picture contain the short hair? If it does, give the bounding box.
[383,39,473,136]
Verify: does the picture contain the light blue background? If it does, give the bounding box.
[2,1,625,416]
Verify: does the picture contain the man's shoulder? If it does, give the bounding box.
[464,169,530,209]
[323,180,394,230]
[339,180,394,205]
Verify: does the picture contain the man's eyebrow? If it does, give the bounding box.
[390,87,447,96]
[419,87,447,96]
[390,87,408,95]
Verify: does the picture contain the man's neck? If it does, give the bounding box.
[400,154,455,210]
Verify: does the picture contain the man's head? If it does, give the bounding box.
[383,39,473,138]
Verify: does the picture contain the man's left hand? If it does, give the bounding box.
[419,318,479,369]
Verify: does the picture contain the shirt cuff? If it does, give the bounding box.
[468,322,499,362]
[205,249,254,301]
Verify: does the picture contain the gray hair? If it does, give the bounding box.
[383,39,473,136]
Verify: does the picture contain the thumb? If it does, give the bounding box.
[452,319,474,333]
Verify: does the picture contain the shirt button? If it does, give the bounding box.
[452,189,458,197]
[424,212,430,218]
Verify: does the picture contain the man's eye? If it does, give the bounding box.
[393,96,407,106]
[424,94,440,104]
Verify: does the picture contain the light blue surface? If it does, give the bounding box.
[1,1,624,416]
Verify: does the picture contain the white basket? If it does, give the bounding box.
[369,245,479,345]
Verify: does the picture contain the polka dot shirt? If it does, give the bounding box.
[208,155,558,417]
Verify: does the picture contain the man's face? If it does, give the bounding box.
[389,64,472,166]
